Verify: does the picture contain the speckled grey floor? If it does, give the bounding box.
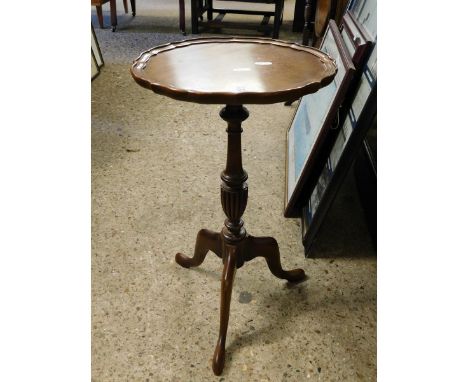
[92,2,376,381]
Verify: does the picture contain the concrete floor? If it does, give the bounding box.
[92,1,376,381]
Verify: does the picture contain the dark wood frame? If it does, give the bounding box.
[284,20,355,217]
[330,9,374,153]
[301,61,376,256]
[340,11,373,67]
[190,0,284,38]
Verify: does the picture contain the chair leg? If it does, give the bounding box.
[95,5,104,29]
[273,0,283,38]
[130,0,135,16]
[123,0,128,13]
[110,0,117,31]
[281,0,285,25]
[179,0,186,35]
[191,0,199,34]
[207,0,213,21]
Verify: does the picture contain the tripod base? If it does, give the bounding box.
[175,228,305,375]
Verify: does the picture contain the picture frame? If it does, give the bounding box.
[349,0,377,40]
[91,50,100,80]
[301,43,377,256]
[91,25,104,81]
[284,20,356,217]
[91,25,104,67]
[331,9,374,149]
[340,11,374,68]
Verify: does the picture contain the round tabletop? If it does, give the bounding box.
[131,37,337,105]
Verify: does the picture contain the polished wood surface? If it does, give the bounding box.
[131,37,336,104]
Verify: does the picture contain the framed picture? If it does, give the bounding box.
[340,11,374,68]
[284,20,355,217]
[91,50,100,80]
[91,25,104,67]
[349,0,376,40]
[91,25,104,81]
[301,42,377,256]
[331,10,374,147]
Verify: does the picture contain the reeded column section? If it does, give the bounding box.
[219,105,249,243]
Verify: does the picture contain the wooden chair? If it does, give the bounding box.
[190,0,284,38]
[91,0,135,32]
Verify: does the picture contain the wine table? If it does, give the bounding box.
[131,37,336,375]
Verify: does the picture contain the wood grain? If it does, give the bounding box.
[131,37,336,105]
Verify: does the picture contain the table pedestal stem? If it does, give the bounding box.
[175,104,306,376]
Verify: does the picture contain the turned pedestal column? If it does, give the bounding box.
[175,105,305,374]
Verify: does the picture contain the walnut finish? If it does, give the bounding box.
[131,37,336,105]
[131,39,336,376]
[175,105,305,375]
